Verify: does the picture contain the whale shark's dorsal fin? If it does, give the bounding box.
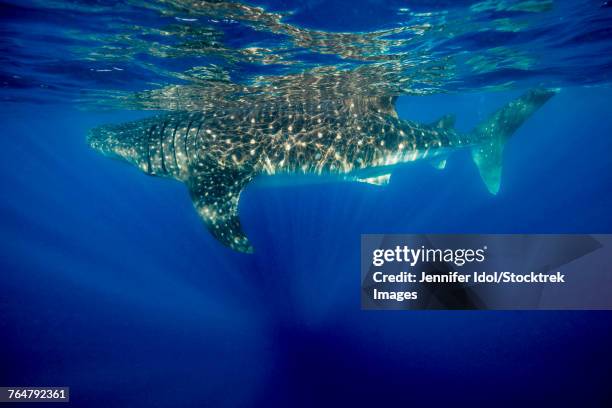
[345,96,398,118]
[430,114,455,129]
[373,95,398,117]
[187,163,254,253]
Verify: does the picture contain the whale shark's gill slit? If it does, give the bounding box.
[183,121,191,166]
[170,119,180,173]
[183,118,198,167]
[158,120,169,174]
[191,119,203,164]
[145,124,154,173]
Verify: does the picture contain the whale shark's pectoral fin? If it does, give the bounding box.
[357,173,391,186]
[187,166,254,253]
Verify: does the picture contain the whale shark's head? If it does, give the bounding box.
[88,123,151,174]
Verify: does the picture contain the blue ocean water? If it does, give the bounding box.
[1,0,612,406]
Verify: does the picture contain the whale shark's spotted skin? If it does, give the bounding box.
[89,89,555,252]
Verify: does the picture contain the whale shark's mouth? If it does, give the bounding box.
[87,126,123,160]
[87,127,110,154]
[87,125,150,173]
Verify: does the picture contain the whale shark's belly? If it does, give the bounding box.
[251,144,459,188]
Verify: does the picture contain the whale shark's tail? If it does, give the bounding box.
[470,88,557,194]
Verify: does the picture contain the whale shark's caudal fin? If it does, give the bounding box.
[187,163,254,253]
[470,88,557,194]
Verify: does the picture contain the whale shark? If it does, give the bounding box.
[88,88,556,253]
